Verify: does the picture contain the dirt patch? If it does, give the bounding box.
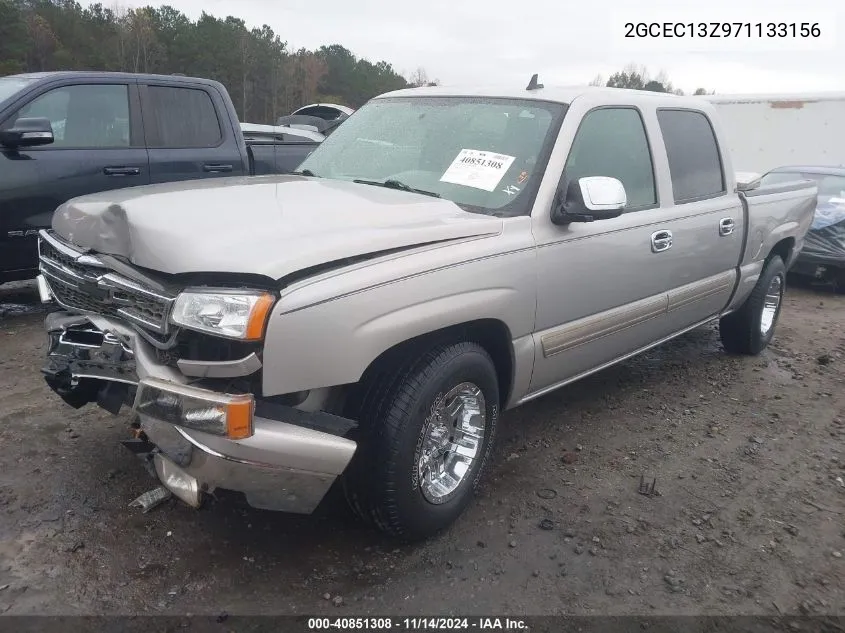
[0,284,843,616]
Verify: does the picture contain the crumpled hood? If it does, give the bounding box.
[51,175,503,279]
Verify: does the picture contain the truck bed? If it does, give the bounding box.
[241,123,322,175]
[726,178,818,312]
[247,139,318,176]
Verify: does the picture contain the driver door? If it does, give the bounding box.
[529,105,673,394]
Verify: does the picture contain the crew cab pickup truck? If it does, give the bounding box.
[0,71,320,284]
[35,81,817,541]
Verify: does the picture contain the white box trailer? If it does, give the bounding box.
[702,92,845,175]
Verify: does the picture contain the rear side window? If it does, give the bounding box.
[145,86,222,148]
[657,109,725,203]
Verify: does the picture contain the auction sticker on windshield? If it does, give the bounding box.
[440,149,516,192]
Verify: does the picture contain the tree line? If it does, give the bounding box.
[591,64,712,96]
[0,2,715,125]
[0,0,432,123]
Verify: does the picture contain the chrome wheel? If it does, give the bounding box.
[416,382,486,504]
[760,273,783,336]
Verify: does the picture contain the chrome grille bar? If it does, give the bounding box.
[37,230,175,334]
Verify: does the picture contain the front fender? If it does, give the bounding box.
[261,249,537,397]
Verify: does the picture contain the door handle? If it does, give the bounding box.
[650,230,673,253]
[203,163,233,173]
[103,166,141,176]
[719,218,735,236]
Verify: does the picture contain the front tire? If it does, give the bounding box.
[343,342,499,541]
[719,255,786,355]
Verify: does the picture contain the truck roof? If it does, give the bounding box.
[6,70,224,88]
[375,83,702,106]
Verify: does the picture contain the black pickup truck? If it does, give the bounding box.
[0,71,321,283]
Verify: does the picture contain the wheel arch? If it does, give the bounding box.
[351,318,515,411]
[769,236,795,267]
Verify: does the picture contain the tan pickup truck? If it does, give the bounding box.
[36,80,817,541]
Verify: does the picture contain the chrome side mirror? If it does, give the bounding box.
[552,176,627,224]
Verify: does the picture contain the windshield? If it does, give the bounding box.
[0,77,35,105]
[298,96,567,216]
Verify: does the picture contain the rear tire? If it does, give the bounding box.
[719,255,786,355]
[343,342,499,541]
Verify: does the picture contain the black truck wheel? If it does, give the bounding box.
[343,342,499,541]
[719,255,786,355]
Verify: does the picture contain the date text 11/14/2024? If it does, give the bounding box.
[307,617,528,630]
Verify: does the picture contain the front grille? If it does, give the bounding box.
[50,280,105,314]
[38,231,175,334]
[39,239,92,279]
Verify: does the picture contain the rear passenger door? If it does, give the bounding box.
[139,82,246,183]
[654,108,744,332]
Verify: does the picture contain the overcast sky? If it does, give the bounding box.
[122,0,843,95]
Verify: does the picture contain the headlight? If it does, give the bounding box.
[170,289,275,340]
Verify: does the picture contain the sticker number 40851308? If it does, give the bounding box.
[439,149,516,192]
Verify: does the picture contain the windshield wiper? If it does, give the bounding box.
[353,178,440,198]
[292,168,319,177]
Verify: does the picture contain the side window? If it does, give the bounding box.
[2,84,130,148]
[145,86,222,148]
[657,109,725,203]
[563,108,656,209]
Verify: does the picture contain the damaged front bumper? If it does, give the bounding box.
[42,310,358,515]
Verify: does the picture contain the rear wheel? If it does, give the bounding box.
[719,255,786,355]
[343,342,499,541]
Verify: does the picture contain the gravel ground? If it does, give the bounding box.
[0,279,843,617]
